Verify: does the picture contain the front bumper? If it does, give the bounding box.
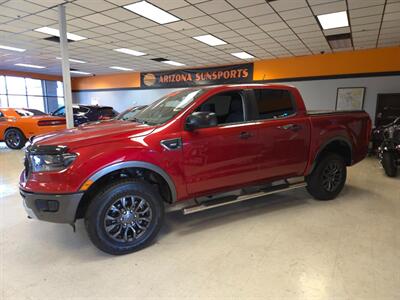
[20,189,84,224]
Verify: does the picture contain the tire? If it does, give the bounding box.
[306,153,347,201]
[85,179,164,255]
[4,128,27,149]
[382,152,397,177]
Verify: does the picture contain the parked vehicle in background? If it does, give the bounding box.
[116,105,147,121]
[377,117,400,177]
[20,84,371,254]
[0,108,65,149]
[52,105,118,126]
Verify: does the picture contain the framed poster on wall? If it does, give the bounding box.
[335,87,366,111]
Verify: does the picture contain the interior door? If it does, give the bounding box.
[375,93,400,127]
[181,90,262,196]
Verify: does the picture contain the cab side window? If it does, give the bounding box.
[196,91,244,125]
[254,89,295,120]
[0,111,4,118]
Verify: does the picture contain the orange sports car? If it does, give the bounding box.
[0,108,66,149]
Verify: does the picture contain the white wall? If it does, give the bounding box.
[73,75,400,124]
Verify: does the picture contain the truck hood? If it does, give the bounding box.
[33,120,156,149]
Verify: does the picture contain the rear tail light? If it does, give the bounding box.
[38,119,66,126]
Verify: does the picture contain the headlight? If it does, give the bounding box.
[30,153,77,172]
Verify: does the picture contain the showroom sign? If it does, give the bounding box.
[141,63,253,88]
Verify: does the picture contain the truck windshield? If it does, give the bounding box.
[131,88,206,125]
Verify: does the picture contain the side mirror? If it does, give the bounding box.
[185,111,217,131]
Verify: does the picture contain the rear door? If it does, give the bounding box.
[182,89,262,195]
[249,88,310,179]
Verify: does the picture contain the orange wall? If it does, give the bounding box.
[253,46,400,81]
[71,72,140,90]
[0,70,61,81]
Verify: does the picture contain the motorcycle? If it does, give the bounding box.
[376,117,400,177]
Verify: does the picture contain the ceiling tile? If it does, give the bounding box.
[148,0,189,10]
[260,22,289,32]
[74,0,116,12]
[170,5,205,18]
[82,13,118,25]
[239,3,274,17]
[196,0,234,14]
[311,1,347,15]
[212,10,244,22]
[269,0,308,11]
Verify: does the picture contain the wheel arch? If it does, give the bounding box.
[308,137,353,175]
[75,161,177,220]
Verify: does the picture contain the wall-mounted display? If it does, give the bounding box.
[335,87,365,111]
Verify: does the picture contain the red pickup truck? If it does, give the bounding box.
[20,84,371,255]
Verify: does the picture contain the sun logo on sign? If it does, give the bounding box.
[143,73,156,86]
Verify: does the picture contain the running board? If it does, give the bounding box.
[182,182,307,215]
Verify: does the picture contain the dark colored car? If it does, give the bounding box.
[20,84,371,255]
[52,105,118,126]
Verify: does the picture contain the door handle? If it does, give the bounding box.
[277,124,302,132]
[239,131,252,139]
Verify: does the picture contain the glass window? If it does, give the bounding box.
[196,91,244,125]
[254,89,295,120]
[132,88,206,125]
[6,76,26,95]
[27,96,45,112]
[0,94,7,107]
[8,95,27,108]
[26,78,44,96]
[17,108,46,116]
[57,81,64,97]
[0,76,6,94]
[53,106,65,116]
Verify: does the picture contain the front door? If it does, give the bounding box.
[182,90,262,196]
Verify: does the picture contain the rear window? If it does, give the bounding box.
[16,109,45,117]
[254,89,295,120]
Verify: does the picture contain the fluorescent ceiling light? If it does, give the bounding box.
[317,11,349,30]
[110,66,134,71]
[162,60,185,66]
[124,1,180,24]
[0,45,26,52]
[70,70,91,75]
[193,34,227,46]
[56,57,86,63]
[231,52,254,59]
[15,63,45,69]
[34,27,87,41]
[113,48,146,56]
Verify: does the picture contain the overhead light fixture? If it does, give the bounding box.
[110,66,134,71]
[231,52,254,60]
[193,34,227,46]
[124,1,180,24]
[56,57,86,63]
[34,27,87,41]
[162,60,185,66]
[70,70,91,75]
[14,63,45,69]
[317,11,349,30]
[113,48,146,56]
[0,45,26,52]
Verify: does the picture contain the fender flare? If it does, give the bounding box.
[86,161,177,202]
[308,137,353,175]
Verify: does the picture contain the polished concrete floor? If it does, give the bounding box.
[1,142,399,300]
